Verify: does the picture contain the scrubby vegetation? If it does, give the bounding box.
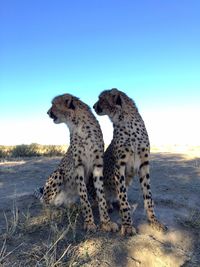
[0,144,67,159]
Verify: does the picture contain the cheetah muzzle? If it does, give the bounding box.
[48,110,58,122]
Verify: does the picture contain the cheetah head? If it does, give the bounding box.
[47,94,81,125]
[93,88,128,122]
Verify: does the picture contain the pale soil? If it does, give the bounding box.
[0,150,200,267]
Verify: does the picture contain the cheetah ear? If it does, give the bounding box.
[69,99,76,110]
[115,95,122,106]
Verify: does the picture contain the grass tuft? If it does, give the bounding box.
[3,200,19,239]
[0,144,67,159]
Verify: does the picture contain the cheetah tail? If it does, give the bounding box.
[33,187,44,201]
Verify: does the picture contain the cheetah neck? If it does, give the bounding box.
[112,112,148,143]
[66,111,99,135]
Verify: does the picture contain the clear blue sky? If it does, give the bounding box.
[0,0,200,145]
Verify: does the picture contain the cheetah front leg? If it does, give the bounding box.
[114,164,136,236]
[75,165,96,232]
[139,160,167,231]
[93,166,118,232]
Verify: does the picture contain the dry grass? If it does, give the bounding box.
[0,144,67,159]
[151,145,200,159]
[0,239,24,265]
[1,149,200,266]
[3,200,19,240]
[0,200,81,267]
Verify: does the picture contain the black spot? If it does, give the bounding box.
[122,197,126,202]
[76,163,83,168]
[59,169,65,175]
[95,164,103,168]
[122,208,129,213]
[120,186,124,193]
[146,174,150,179]
[139,161,149,169]
[120,176,125,182]
[147,184,150,190]
[122,187,126,193]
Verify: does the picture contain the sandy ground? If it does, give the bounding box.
[0,150,200,267]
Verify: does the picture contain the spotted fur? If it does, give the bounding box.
[93,88,167,235]
[37,94,118,232]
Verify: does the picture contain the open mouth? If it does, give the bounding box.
[49,111,58,122]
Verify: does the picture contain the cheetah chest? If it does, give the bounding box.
[125,153,141,185]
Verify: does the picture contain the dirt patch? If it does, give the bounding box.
[0,153,200,266]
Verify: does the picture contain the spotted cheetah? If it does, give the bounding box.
[93,88,167,235]
[36,93,118,232]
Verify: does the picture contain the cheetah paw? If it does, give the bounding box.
[84,221,97,232]
[101,221,119,232]
[121,224,137,236]
[150,219,168,232]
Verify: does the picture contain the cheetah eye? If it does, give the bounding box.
[65,99,69,105]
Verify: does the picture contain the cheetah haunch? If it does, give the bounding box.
[93,88,167,235]
[39,94,118,232]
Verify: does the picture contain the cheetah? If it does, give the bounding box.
[93,88,167,235]
[36,93,118,232]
